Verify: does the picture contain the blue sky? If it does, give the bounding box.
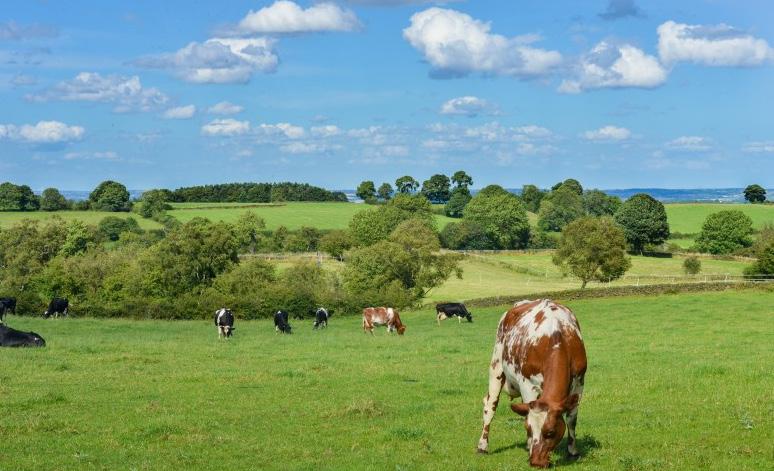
[1,0,773,190]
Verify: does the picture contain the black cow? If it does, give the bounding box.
[435,302,473,325]
[274,310,292,334]
[313,307,334,330]
[0,325,46,347]
[44,298,69,319]
[214,308,235,339]
[0,297,16,323]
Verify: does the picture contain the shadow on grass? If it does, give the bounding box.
[556,435,601,466]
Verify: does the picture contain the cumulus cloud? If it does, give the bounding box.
[201,119,250,136]
[229,1,360,35]
[559,41,667,93]
[257,123,306,139]
[742,141,774,153]
[208,101,244,115]
[440,96,498,117]
[134,37,278,84]
[163,105,196,119]
[348,0,460,5]
[28,72,169,112]
[280,142,341,154]
[598,0,644,21]
[403,8,562,78]
[582,125,632,141]
[311,125,341,137]
[658,21,774,67]
[0,21,58,40]
[0,120,84,144]
[665,136,712,151]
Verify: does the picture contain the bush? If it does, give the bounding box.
[694,211,753,255]
[744,241,774,276]
[319,230,353,260]
[683,256,701,275]
[97,216,142,242]
[614,193,670,253]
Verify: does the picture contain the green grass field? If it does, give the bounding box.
[0,211,162,230]
[1,290,771,470]
[665,203,773,234]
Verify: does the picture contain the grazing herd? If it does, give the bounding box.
[1,295,587,468]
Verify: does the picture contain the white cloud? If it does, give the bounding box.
[311,125,341,137]
[742,141,774,153]
[582,125,632,141]
[257,123,306,139]
[514,125,552,139]
[658,20,774,67]
[27,72,169,113]
[440,96,498,117]
[280,142,341,154]
[201,119,250,136]
[163,105,196,119]
[559,41,667,93]
[665,136,712,151]
[208,101,244,115]
[231,1,361,35]
[134,38,278,84]
[64,151,120,161]
[0,120,85,144]
[403,8,562,78]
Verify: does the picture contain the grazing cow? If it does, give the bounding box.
[0,297,16,323]
[362,307,406,335]
[0,325,46,348]
[43,298,69,319]
[313,307,333,330]
[477,299,587,468]
[274,310,292,334]
[214,308,235,339]
[435,302,473,325]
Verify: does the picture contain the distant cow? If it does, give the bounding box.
[435,302,473,325]
[0,325,46,348]
[274,310,292,334]
[214,308,235,339]
[43,298,69,319]
[477,299,587,468]
[0,297,16,323]
[362,307,406,335]
[313,307,333,330]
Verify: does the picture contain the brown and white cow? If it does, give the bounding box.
[362,307,406,335]
[477,299,587,468]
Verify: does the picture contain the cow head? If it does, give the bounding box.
[512,395,579,468]
[224,326,235,337]
[29,332,46,347]
[397,324,406,335]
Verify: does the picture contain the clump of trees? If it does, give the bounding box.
[694,211,753,254]
[0,182,40,211]
[462,187,530,249]
[170,182,347,203]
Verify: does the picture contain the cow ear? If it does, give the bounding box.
[563,394,579,412]
[511,402,530,417]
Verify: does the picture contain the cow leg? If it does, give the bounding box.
[566,407,579,458]
[477,344,505,453]
[458,315,462,324]
[64,308,69,317]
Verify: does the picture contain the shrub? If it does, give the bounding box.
[694,211,753,255]
[683,256,701,275]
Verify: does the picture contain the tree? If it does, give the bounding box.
[40,188,69,211]
[439,221,495,250]
[89,180,131,212]
[377,183,394,201]
[537,186,585,232]
[583,189,621,217]
[356,180,377,203]
[445,187,471,218]
[683,256,701,275]
[234,212,266,254]
[97,216,141,242]
[744,241,774,276]
[0,182,39,211]
[395,175,419,194]
[744,184,766,204]
[694,211,754,254]
[614,193,670,253]
[421,174,451,203]
[348,195,434,247]
[477,184,510,198]
[521,184,545,213]
[136,190,171,218]
[60,220,93,257]
[552,216,631,288]
[463,190,530,249]
[551,179,583,195]
[319,230,353,260]
[451,170,473,189]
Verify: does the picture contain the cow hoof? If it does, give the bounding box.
[566,452,580,461]
[476,448,488,454]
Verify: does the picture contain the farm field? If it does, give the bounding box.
[665,203,773,234]
[1,290,771,470]
[0,210,162,230]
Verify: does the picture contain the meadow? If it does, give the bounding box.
[0,210,162,230]
[1,290,771,470]
[664,203,773,234]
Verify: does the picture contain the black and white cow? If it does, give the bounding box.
[43,298,69,319]
[214,308,235,339]
[0,297,16,323]
[435,302,473,325]
[0,325,46,348]
[274,310,292,334]
[313,307,333,330]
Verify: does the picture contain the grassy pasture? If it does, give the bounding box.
[1,290,771,470]
[665,203,773,234]
[0,211,162,230]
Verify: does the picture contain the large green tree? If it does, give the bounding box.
[583,189,621,217]
[421,174,451,203]
[551,179,583,195]
[0,182,39,211]
[451,170,473,189]
[463,190,530,249]
[395,175,419,194]
[40,188,69,211]
[377,182,394,201]
[233,212,266,254]
[444,187,471,218]
[744,241,774,276]
[614,193,670,253]
[89,180,131,212]
[537,186,585,232]
[694,210,754,254]
[552,216,631,288]
[520,184,545,213]
[348,194,434,247]
[743,184,766,203]
[356,180,377,203]
[136,189,171,218]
